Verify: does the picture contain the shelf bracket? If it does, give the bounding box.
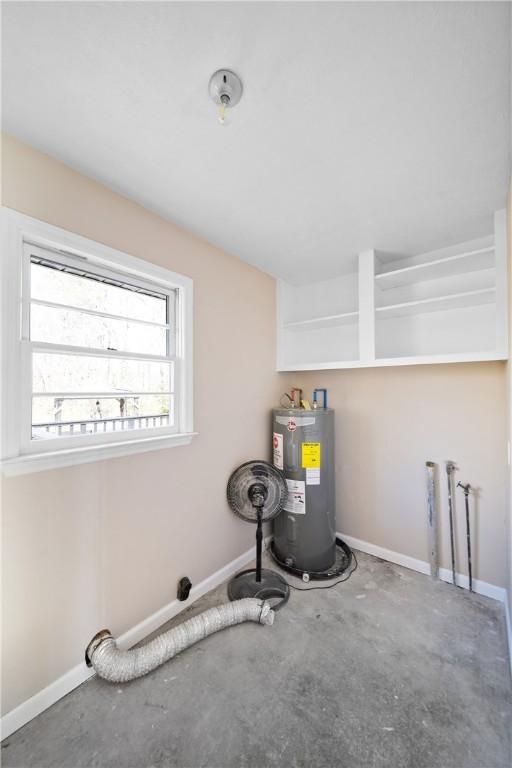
[494,208,508,357]
[358,250,375,363]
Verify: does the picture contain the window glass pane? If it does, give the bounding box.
[31,304,169,356]
[32,394,173,439]
[33,352,172,395]
[31,262,168,324]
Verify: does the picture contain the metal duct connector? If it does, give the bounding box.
[85,598,274,683]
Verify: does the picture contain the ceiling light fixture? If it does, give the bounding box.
[208,69,243,126]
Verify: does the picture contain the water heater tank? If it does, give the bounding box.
[272,407,335,573]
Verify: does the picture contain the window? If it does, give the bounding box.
[28,246,176,441]
[1,209,194,475]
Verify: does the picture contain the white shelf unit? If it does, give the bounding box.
[277,210,508,371]
[277,270,359,368]
[374,245,494,289]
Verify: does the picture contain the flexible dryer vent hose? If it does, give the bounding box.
[86,598,274,683]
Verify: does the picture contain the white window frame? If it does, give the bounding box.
[21,243,179,452]
[1,208,195,476]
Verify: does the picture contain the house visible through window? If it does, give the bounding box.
[27,246,177,441]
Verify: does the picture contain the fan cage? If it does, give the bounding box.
[226,460,287,523]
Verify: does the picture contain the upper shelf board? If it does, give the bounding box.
[376,287,495,319]
[283,310,359,331]
[375,247,494,290]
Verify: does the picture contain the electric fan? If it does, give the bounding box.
[227,460,290,609]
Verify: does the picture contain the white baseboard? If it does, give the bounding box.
[3,533,509,740]
[338,532,511,674]
[505,594,512,679]
[338,533,431,578]
[0,542,257,741]
[0,664,96,744]
[338,532,507,603]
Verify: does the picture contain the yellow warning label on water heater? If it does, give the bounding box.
[302,442,321,469]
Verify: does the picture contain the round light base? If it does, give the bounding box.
[227,568,290,611]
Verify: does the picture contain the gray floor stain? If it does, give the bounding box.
[2,550,511,768]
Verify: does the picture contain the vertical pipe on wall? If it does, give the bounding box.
[426,461,438,580]
[446,462,457,586]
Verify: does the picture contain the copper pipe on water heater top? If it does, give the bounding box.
[290,388,302,408]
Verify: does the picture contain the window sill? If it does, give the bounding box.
[1,432,198,477]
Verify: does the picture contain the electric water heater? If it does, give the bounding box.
[271,404,336,574]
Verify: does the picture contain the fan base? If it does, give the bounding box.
[228,568,290,611]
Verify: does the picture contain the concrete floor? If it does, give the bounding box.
[2,550,511,768]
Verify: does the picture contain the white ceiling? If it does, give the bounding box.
[2,1,511,284]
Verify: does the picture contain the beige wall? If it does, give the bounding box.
[297,364,508,588]
[1,134,287,715]
[507,184,512,621]
[2,134,509,720]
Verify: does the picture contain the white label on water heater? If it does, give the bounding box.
[273,432,283,470]
[306,468,320,485]
[284,479,306,515]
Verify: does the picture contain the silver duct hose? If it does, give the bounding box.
[86,598,274,683]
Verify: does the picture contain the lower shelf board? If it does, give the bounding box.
[277,350,507,371]
[283,311,359,330]
[376,287,496,319]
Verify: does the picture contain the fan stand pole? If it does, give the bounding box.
[255,508,263,583]
[227,465,290,610]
